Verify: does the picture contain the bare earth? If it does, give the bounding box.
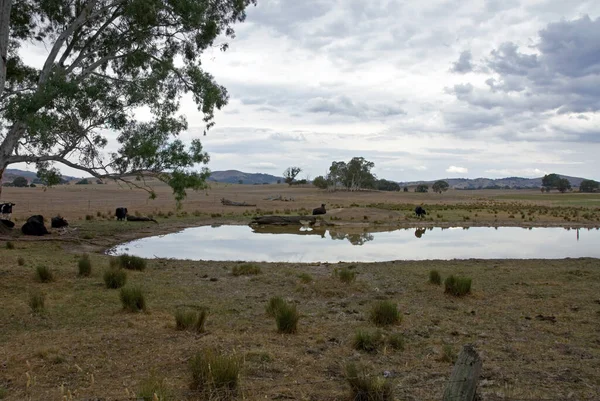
[0,184,599,400]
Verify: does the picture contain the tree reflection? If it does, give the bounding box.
[329,231,374,245]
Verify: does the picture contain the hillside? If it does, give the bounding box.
[209,170,284,185]
[399,175,588,189]
[2,169,79,184]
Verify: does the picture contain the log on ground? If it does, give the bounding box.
[221,198,257,206]
[250,215,317,226]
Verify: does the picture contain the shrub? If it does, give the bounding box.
[429,270,441,285]
[120,286,146,312]
[35,265,54,283]
[352,329,383,353]
[444,275,472,297]
[29,291,45,313]
[275,303,299,334]
[5,241,14,250]
[175,308,208,333]
[266,296,286,317]
[104,268,127,289]
[17,257,25,266]
[114,254,147,271]
[370,301,400,327]
[189,349,240,397]
[231,263,261,276]
[85,214,94,221]
[337,267,356,283]
[297,273,313,283]
[388,333,405,350]
[78,254,92,277]
[345,363,393,401]
[137,370,172,401]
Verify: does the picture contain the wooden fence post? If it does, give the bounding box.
[442,344,482,401]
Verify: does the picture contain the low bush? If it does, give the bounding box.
[345,363,393,401]
[29,291,45,313]
[297,272,313,283]
[429,270,441,285]
[120,286,146,312]
[275,302,299,334]
[104,268,127,289]
[114,254,147,271]
[78,254,92,277]
[444,275,472,297]
[231,263,261,276]
[370,301,401,327]
[352,329,383,353]
[17,257,25,266]
[35,265,54,283]
[266,296,286,317]
[175,308,208,333]
[5,241,14,250]
[337,267,356,283]
[388,333,405,350]
[189,348,240,397]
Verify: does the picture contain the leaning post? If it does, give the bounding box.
[442,344,482,401]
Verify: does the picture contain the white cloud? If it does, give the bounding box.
[246,162,279,170]
[446,166,469,174]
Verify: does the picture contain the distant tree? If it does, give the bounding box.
[277,179,281,184]
[12,176,28,187]
[96,179,103,185]
[557,178,572,193]
[238,179,243,185]
[415,184,428,193]
[579,179,599,193]
[341,157,376,191]
[283,167,302,186]
[542,173,561,191]
[432,180,449,194]
[376,179,400,191]
[313,176,328,189]
[29,183,36,187]
[403,186,409,192]
[328,161,346,191]
[76,178,90,185]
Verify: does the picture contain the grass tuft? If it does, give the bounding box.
[78,254,92,277]
[353,329,383,353]
[29,291,45,313]
[35,265,54,283]
[175,308,208,333]
[17,257,25,266]
[444,275,472,297]
[189,348,240,397]
[429,270,441,285]
[137,370,172,401]
[104,268,127,289]
[440,344,457,363]
[388,333,405,350]
[337,267,356,283]
[120,286,146,312]
[113,254,147,271]
[274,302,299,334]
[345,363,394,401]
[5,241,14,250]
[297,272,313,283]
[231,263,261,276]
[266,296,286,317]
[370,301,401,327]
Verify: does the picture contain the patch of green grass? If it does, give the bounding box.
[17,257,25,266]
[352,329,383,353]
[189,348,240,397]
[429,270,441,285]
[231,263,261,276]
[34,265,54,283]
[344,363,394,401]
[444,275,472,297]
[29,291,45,313]
[5,241,14,250]
[137,370,172,401]
[370,301,401,327]
[175,308,208,333]
[337,267,356,283]
[266,296,286,317]
[104,267,127,289]
[297,272,313,283]
[440,344,457,363]
[275,302,299,334]
[120,286,146,312]
[0,386,6,399]
[113,254,147,271]
[388,333,405,351]
[78,254,92,277]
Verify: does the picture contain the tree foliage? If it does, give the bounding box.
[11,176,28,187]
[556,178,571,193]
[541,174,561,191]
[432,180,449,194]
[283,167,302,185]
[579,179,599,193]
[0,0,256,203]
[375,179,400,191]
[327,157,376,191]
[312,175,328,189]
[414,184,428,193]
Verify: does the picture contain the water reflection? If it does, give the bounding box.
[107,225,600,263]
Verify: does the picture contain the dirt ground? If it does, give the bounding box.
[1,184,600,400]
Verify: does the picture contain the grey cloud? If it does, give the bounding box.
[487,42,539,76]
[450,50,474,73]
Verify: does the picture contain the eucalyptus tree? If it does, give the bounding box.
[0,0,255,202]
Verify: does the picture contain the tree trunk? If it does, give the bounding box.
[0,0,11,98]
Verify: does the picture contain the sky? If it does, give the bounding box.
[13,0,600,181]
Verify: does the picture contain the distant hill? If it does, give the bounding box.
[2,168,79,184]
[399,175,589,189]
[209,170,284,185]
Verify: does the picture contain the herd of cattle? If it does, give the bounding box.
[0,203,132,236]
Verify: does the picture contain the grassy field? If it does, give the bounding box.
[1,184,600,400]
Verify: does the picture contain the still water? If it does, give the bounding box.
[107,225,600,262]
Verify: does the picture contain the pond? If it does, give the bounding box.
[107,225,600,262]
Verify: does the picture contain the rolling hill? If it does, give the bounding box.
[1,168,79,184]
[208,170,284,185]
[398,175,589,189]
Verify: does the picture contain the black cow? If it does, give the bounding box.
[1,219,15,228]
[0,202,15,219]
[415,206,426,218]
[51,216,69,228]
[115,207,128,221]
[312,204,326,215]
[22,215,49,236]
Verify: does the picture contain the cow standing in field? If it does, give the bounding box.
[115,207,128,221]
[415,206,427,218]
[0,202,15,219]
[312,204,326,215]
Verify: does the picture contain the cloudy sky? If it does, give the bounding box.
[16,0,600,181]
